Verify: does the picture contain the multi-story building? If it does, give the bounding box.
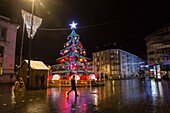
[0,15,19,83]
[146,25,170,64]
[86,61,93,72]
[92,49,144,79]
[145,24,170,77]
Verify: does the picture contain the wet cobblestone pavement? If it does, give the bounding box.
[1,78,170,113]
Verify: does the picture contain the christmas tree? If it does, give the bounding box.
[52,21,90,75]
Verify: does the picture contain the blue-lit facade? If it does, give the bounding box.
[92,49,144,79]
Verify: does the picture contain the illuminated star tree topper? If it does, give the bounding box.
[69,21,78,29]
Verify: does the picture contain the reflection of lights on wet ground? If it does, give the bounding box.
[11,86,16,104]
[90,88,98,105]
[66,91,68,98]
[150,80,163,97]
[151,80,158,96]
[11,86,15,98]
[94,95,98,105]
[47,87,62,98]
[26,102,43,113]
[158,82,163,97]
[112,81,115,95]
[52,88,57,98]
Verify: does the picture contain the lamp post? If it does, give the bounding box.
[27,0,35,89]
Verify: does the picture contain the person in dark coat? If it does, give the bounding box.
[40,73,45,89]
[67,75,79,97]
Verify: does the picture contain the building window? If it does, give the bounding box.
[0,46,4,57]
[0,26,7,40]
[111,66,113,70]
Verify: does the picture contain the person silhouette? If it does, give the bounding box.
[40,73,45,89]
[67,74,79,97]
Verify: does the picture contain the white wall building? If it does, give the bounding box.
[92,49,144,79]
[0,15,19,83]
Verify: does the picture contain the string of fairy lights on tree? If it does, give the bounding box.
[52,21,90,74]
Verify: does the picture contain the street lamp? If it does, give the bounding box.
[21,0,42,89]
[27,0,35,89]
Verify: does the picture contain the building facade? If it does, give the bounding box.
[86,61,93,73]
[145,24,170,77]
[92,49,143,79]
[0,15,19,83]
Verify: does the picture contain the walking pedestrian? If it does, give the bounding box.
[40,73,45,89]
[67,74,79,97]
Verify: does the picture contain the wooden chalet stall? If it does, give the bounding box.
[19,60,49,89]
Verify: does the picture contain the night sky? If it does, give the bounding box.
[1,0,170,65]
